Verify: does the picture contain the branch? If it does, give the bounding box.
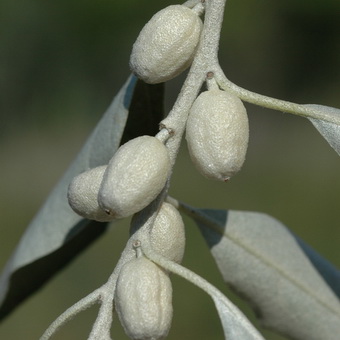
[215,66,340,125]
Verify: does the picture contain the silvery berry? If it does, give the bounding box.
[186,89,249,181]
[98,136,171,218]
[130,5,203,84]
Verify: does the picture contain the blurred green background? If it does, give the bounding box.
[0,0,339,339]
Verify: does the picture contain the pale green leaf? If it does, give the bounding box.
[212,296,265,340]
[305,104,340,156]
[142,245,265,340]
[293,234,340,299]
[180,203,340,340]
[0,75,164,320]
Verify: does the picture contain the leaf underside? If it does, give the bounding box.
[305,104,340,156]
[0,75,164,321]
[180,204,340,340]
[292,233,340,299]
[212,296,265,340]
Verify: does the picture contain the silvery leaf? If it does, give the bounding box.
[305,104,340,156]
[143,244,265,340]
[180,203,340,340]
[293,233,340,299]
[0,75,164,320]
[212,296,265,340]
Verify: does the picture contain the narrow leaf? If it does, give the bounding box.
[212,296,264,340]
[0,75,164,320]
[142,246,265,340]
[180,203,340,340]
[292,233,340,299]
[305,104,340,156]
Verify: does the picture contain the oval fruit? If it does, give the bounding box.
[131,202,186,263]
[115,257,173,340]
[150,202,186,264]
[130,5,203,84]
[67,165,115,222]
[186,89,249,181]
[98,136,170,219]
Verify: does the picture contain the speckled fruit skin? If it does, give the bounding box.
[67,165,115,222]
[98,136,171,219]
[186,89,249,181]
[115,257,173,340]
[130,5,203,84]
[150,202,185,263]
[131,202,186,263]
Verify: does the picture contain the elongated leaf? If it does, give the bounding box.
[212,296,264,340]
[0,75,164,320]
[293,233,340,299]
[142,246,265,340]
[180,203,340,340]
[305,104,340,156]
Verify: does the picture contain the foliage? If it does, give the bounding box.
[0,0,339,339]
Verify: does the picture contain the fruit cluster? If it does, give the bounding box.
[67,3,249,339]
[68,136,185,340]
[68,2,249,223]
[115,202,185,340]
[68,136,171,221]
